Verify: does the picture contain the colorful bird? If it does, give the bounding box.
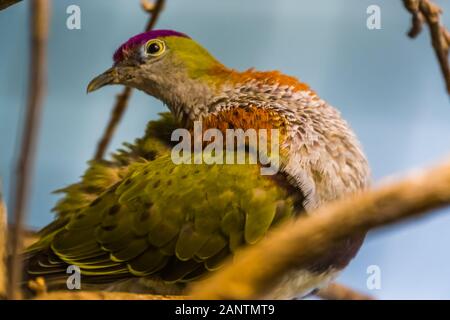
[24,30,370,299]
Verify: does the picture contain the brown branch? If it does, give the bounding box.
[32,286,372,300]
[403,0,450,93]
[6,225,38,252]
[0,0,22,10]
[34,291,185,300]
[93,0,166,161]
[30,284,370,301]
[7,0,49,300]
[315,283,374,300]
[26,276,187,300]
[93,87,133,161]
[0,181,6,299]
[189,157,450,299]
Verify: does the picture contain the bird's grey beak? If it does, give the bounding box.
[87,67,120,93]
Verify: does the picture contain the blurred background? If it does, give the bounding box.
[1,0,450,299]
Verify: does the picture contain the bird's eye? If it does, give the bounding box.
[145,39,165,57]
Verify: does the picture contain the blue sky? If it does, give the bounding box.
[1,0,450,299]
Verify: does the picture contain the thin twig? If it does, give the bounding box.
[315,283,374,300]
[93,0,166,161]
[189,157,450,299]
[6,225,38,251]
[7,0,49,300]
[93,87,132,161]
[0,181,7,299]
[0,0,23,10]
[403,0,450,94]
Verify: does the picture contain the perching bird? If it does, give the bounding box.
[24,30,370,299]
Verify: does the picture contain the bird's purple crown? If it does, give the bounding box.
[113,29,189,63]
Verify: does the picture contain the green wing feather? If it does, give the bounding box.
[25,113,303,291]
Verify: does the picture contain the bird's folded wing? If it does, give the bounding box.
[25,154,300,286]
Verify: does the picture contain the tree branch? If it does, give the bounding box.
[189,157,450,299]
[7,0,49,300]
[34,291,185,300]
[31,286,373,300]
[93,0,166,161]
[0,181,7,299]
[315,283,374,300]
[403,0,450,94]
[0,0,22,11]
